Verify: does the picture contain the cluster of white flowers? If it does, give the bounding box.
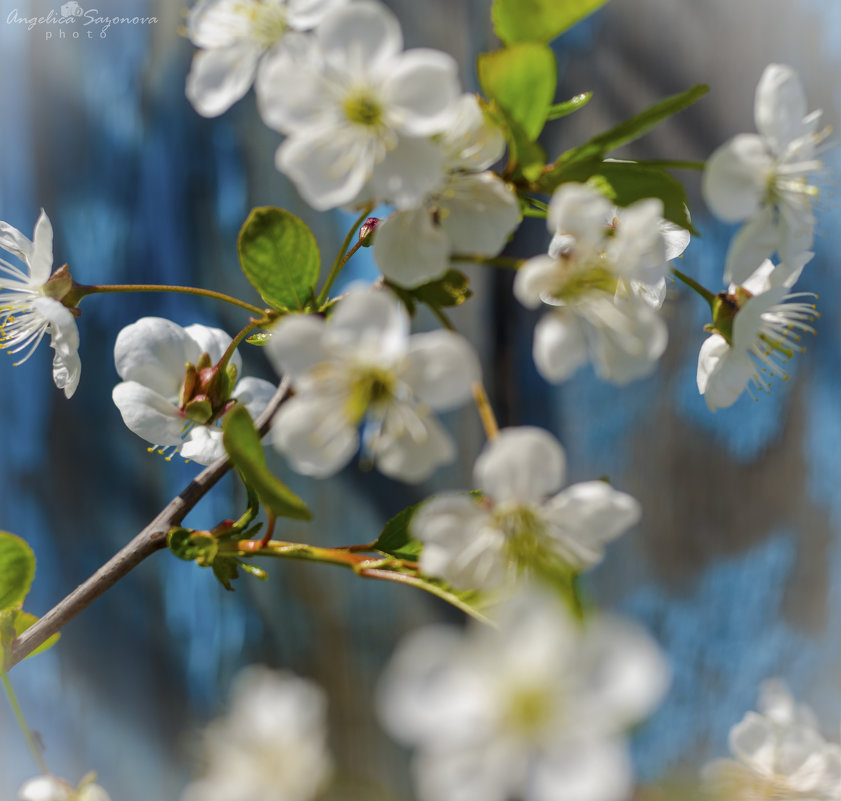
[378,587,670,801]
[702,680,841,801]
[698,64,822,410]
[182,666,332,801]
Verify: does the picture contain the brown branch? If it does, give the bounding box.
[7,377,291,670]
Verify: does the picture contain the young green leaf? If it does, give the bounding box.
[0,533,35,611]
[492,0,610,44]
[546,91,593,120]
[538,84,709,191]
[238,207,320,311]
[374,502,424,561]
[478,43,557,141]
[386,270,473,318]
[223,405,312,521]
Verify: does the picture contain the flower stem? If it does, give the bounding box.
[74,283,267,316]
[1,667,49,774]
[472,381,499,441]
[317,205,374,306]
[451,254,524,269]
[217,318,268,373]
[671,268,716,307]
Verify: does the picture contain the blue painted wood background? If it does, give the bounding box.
[1,0,840,798]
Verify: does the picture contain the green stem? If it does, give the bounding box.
[1,667,49,774]
[217,318,268,373]
[451,254,524,269]
[429,304,455,332]
[671,268,716,307]
[74,283,266,316]
[317,205,374,306]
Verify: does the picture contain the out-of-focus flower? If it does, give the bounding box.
[412,426,640,591]
[0,210,81,398]
[378,586,669,801]
[185,0,347,117]
[257,0,460,210]
[696,257,817,411]
[19,773,110,801]
[182,666,332,801]
[515,183,675,385]
[702,679,841,801]
[112,317,276,464]
[373,94,521,287]
[703,63,824,285]
[267,288,480,482]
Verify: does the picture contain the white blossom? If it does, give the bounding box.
[256,0,460,210]
[266,288,480,482]
[19,774,110,801]
[702,679,841,801]
[185,0,347,117]
[378,586,669,801]
[373,94,521,287]
[413,426,640,591]
[514,183,676,385]
[703,64,824,285]
[182,666,332,801]
[0,210,81,398]
[696,257,817,411]
[112,317,276,465]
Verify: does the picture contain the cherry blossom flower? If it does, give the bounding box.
[703,64,824,285]
[412,426,640,591]
[0,210,81,398]
[112,317,276,464]
[266,288,480,482]
[703,679,841,801]
[378,587,669,801]
[182,666,332,801]
[696,258,818,411]
[514,183,676,385]
[256,0,460,210]
[18,773,110,801]
[185,0,347,117]
[373,94,521,287]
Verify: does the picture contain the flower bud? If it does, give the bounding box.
[359,217,381,247]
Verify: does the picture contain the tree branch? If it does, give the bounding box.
[7,378,292,669]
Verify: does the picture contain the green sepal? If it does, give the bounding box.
[168,527,219,565]
[245,330,271,346]
[492,0,610,44]
[387,270,473,317]
[0,533,35,612]
[478,43,557,142]
[537,84,709,192]
[223,405,312,521]
[237,206,321,311]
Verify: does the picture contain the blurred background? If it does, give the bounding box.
[1,0,840,798]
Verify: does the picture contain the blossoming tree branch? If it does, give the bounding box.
[0,0,833,799]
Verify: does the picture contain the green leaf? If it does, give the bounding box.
[223,405,312,521]
[0,533,35,611]
[374,502,424,561]
[413,270,473,309]
[168,527,219,564]
[212,557,241,592]
[546,91,593,120]
[237,207,320,311]
[538,84,709,191]
[481,99,547,181]
[492,0,610,43]
[478,44,557,141]
[11,612,60,659]
[245,330,271,346]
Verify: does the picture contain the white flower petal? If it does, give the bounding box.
[630,277,667,310]
[696,334,753,411]
[703,134,771,222]
[513,255,562,310]
[286,0,348,29]
[543,481,640,569]
[184,323,240,374]
[266,314,328,380]
[661,220,691,262]
[474,426,566,504]
[440,94,506,171]
[404,330,480,411]
[374,410,455,482]
[532,311,590,383]
[729,712,777,775]
[316,0,402,72]
[532,740,632,801]
[18,776,74,801]
[29,209,54,286]
[548,183,612,244]
[325,289,408,363]
[272,394,358,477]
[180,426,225,465]
[724,206,780,286]
[112,381,185,447]
[231,376,277,418]
[186,0,254,48]
[0,220,34,264]
[384,49,460,137]
[113,317,201,398]
[607,198,666,283]
[754,64,809,154]
[374,208,450,288]
[32,297,80,398]
[367,136,446,210]
[438,173,520,256]
[186,43,261,118]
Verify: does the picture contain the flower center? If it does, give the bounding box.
[503,682,555,738]
[345,366,396,423]
[545,252,620,305]
[244,0,288,48]
[494,504,552,572]
[344,91,385,128]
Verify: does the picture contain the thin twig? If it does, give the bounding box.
[7,378,291,669]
